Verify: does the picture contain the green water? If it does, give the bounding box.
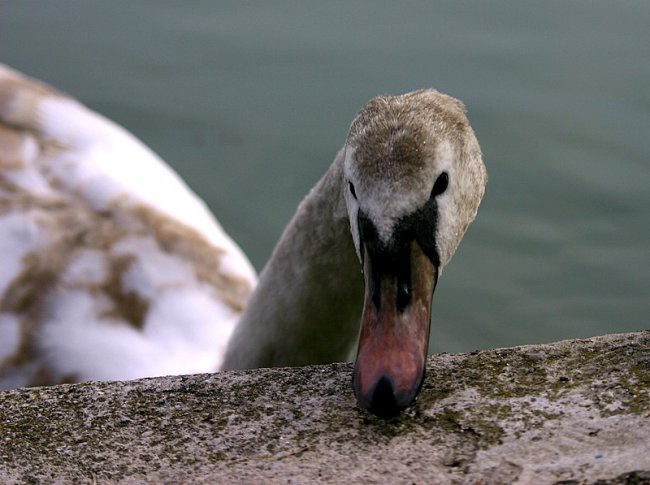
[3,1,648,353]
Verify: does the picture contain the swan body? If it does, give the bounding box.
[0,64,486,416]
[0,65,255,388]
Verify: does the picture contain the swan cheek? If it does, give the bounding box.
[349,208,362,263]
[352,242,436,418]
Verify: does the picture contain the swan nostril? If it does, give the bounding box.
[396,279,410,312]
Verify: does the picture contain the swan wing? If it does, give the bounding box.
[0,64,256,388]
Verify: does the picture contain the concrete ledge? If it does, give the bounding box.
[1,331,649,484]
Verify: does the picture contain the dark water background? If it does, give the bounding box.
[2,1,648,353]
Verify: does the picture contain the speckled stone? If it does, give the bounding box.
[1,331,648,484]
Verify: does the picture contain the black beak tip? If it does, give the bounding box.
[353,374,416,418]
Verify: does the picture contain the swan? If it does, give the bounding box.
[0,64,486,416]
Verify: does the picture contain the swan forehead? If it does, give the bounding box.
[345,89,466,241]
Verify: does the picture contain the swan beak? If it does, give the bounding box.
[353,241,436,417]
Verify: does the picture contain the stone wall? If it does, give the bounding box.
[1,331,648,483]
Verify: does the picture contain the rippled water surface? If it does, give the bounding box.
[3,1,648,353]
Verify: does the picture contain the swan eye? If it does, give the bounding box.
[348,182,357,200]
[431,172,449,197]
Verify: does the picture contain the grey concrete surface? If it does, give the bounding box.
[1,331,648,484]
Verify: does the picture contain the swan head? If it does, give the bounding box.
[343,89,487,417]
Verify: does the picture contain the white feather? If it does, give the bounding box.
[0,314,21,362]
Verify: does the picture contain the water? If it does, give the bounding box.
[2,1,648,353]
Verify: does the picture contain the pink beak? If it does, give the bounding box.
[353,241,436,417]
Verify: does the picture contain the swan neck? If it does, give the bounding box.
[221,149,363,369]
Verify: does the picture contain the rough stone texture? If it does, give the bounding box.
[0,331,648,484]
